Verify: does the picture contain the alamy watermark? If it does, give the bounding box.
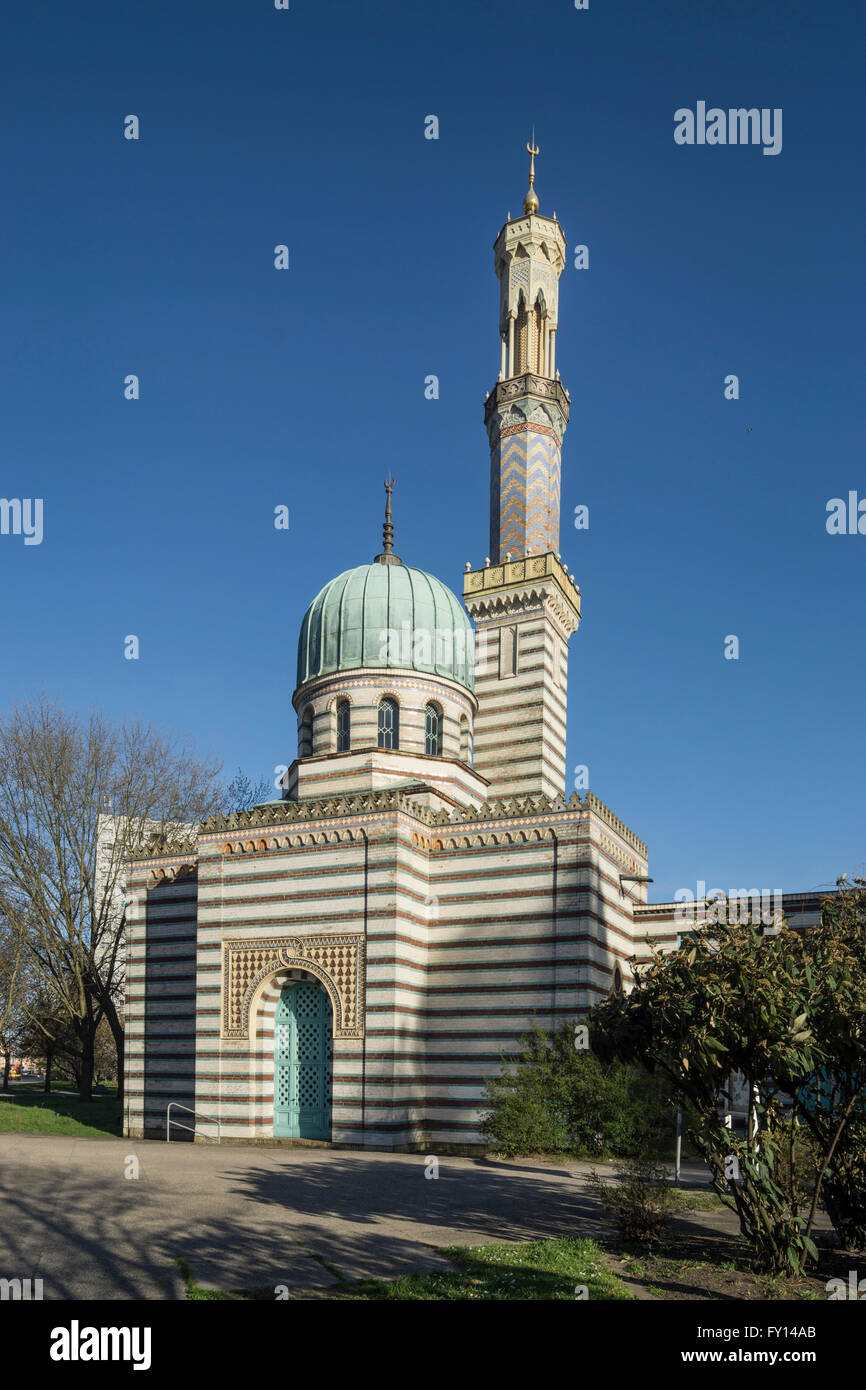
[377,623,488,676]
[826,492,866,535]
[1,1277,43,1300]
[50,1323,151,1371]
[674,881,783,928]
[674,103,782,157]
[0,497,43,545]
[826,1270,866,1300]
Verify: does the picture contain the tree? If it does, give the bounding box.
[0,1005,26,1091]
[15,979,81,1093]
[93,1014,119,1085]
[787,878,866,1250]
[223,768,274,812]
[591,911,862,1275]
[0,920,28,1090]
[0,697,224,1103]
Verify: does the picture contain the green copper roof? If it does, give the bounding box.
[297,563,474,691]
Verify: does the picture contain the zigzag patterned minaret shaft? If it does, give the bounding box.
[464,142,582,801]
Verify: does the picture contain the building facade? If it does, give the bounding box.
[122,152,801,1149]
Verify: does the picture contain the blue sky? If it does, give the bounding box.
[0,0,862,900]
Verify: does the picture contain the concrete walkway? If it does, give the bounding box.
[0,1133,718,1300]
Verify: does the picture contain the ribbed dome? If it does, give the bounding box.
[297,563,474,691]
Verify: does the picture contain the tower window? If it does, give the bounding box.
[377,697,399,750]
[533,299,545,374]
[336,699,350,752]
[299,706,314,758]
[425,702,443,757]
[515,294,528,374]
[459,713,470,764]
[499,625,518,678]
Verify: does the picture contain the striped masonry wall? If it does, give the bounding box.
[296,671,475,766]
[471,607,570,801]
[124,791,649,1150]
[284,670,484,807]
[123,861,199,1139]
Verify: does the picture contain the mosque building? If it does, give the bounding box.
[122,146,819,1149]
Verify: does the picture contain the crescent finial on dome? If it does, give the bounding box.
[375,474,402,565]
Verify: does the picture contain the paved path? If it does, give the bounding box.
[0,1133,719,1300]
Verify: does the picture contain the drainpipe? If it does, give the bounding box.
[550,827,559,1027]
[359,826,369,1146]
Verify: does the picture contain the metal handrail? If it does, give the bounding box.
[166,1101,221,1144]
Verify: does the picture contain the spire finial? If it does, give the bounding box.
[374,474,402,565]
[523,128,540,214]
[382,473,394,554]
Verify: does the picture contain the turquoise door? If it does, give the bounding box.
[274,980,332,1139]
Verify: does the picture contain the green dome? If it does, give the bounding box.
[297,563,474,691]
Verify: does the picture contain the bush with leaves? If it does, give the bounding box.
[789,879,866,1251]
[585,1160,681,1242]
[820,1119,866,1250]
[480,1023,676,1159]
[592,884,866,1275]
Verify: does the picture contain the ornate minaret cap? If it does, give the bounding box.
[523,130,540,214]
[373,474,402,565]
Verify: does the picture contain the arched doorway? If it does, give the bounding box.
[274,978,332,1139]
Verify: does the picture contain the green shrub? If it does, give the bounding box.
[774,1119,822,1210]
[822,1119,866,1250]
[585,1160,682,1242]
[480,1022,676,1158]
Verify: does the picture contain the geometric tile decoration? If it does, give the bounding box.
[221,934,365,1038]
[491,422,561,560]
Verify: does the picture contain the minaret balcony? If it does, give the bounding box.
[484,372,570,430]
[463,551,581,637]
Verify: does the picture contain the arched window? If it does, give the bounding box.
[533,299,544,372]
[514,294,528,374]
[336,699,351,753]
[299,706,314,758]
[459,713,470,764]
[611,965,624,998]
[425,702,443,757]
[377,697,399,750]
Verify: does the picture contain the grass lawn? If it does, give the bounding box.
[179,1238,635,1302]
[0,1089,121,1138]
[672,1187,725,1213]
[340,1238,635,1301]
[4,1080,117,1092]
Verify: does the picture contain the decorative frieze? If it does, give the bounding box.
[145,861,197,884]
[126,784,645,863]
[463,553,581,639]
[222,933,365,1039]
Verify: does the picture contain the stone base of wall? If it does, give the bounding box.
[356,1141,487,1156]
[123,1126,486,1156]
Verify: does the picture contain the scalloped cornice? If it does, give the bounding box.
[126,786,645,861]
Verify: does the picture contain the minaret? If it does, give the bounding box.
[488,132,570,561]
[463,138,582,801]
